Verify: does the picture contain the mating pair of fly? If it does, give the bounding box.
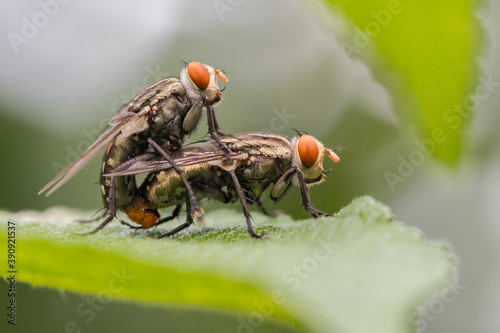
[39,61,340,239]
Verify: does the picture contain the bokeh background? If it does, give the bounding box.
[0,0,499,332]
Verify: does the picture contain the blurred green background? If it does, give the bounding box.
[1,0,499,332]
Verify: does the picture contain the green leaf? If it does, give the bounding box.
[1,196,453,332]
[322,0,483,165]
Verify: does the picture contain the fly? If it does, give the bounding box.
[106,132,340,238]
[39,61,230,232]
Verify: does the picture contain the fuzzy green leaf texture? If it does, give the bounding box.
[323,0,483,165]
[0,196,453,332]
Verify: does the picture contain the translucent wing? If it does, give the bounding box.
[38,109,149,196]
[39,77,182,196]
[106,132,288,177]
[105,150,249,177]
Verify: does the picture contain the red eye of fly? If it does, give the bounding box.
[297,135,319,168]
[187,62,210,90]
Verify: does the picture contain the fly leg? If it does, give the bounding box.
[158,201,193,238]
[120,220,142,229]
[148,138,204,219]
[255,197,284,217]
[296,170,330,218]
[76,208,107,223]
[157,217,192,238]
[228,170,265,239]
[84,176,117,234]
[153,204,182,226]
[87,149,156,232]
[256,197,271,216]
[205,97,224,136]
[205,99,232,164]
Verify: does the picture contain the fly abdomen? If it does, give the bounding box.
[100,134,148,210]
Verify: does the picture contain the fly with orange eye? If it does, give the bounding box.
[105,132,340,238]
[186,61,229,91]
[39,61,232,234]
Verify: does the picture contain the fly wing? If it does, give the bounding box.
[38,109,149,196]
[105,150,249,177]
[39,78,182,196]
[106,133,275,177]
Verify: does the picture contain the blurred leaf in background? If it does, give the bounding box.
[324,0,483,165]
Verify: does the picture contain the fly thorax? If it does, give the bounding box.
[148,111,184,143]
[159,97,182,122]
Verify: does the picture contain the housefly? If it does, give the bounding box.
[39,62,229,232]
[106,132,340,238]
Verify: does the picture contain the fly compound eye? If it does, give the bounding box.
[187,62,210,90]
[297,135,319,168]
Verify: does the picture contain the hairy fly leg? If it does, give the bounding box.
[255,197,284,217]
[228,170,265,239]
[256,197,271,216]
[205,99,232,164]
[83,176,118,234]
[154,204,183,226]
[76,209,107,224]
[147,138,204,218]
[158,200,194,239]
[296,169,330,218]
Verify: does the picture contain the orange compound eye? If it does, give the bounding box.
[298,135,319,168]
[187,62,210,90]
